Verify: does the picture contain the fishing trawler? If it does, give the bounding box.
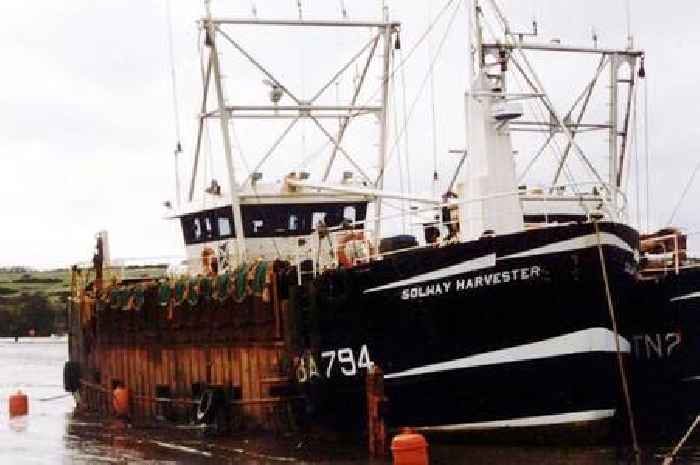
[66,0,700,442]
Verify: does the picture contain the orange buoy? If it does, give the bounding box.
[112,386,129,417]
[9,390,28,417]
[391,428,428,465]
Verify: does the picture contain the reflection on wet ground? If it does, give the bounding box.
[0,338,699,464]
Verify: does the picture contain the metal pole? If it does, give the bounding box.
[374,23,393,245]
[210,18,400,28]
[188,56,213,201]
[553,54,608,185]
[609,54,619,211]
[174,147,182,208]
[323,36,380,181]
[206,17,247,262]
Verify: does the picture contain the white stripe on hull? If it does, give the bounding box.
[413,409,616,432]
[670,291,700,302]
[384,328,630,380]
[500,232,634,260]
[364,230,634,295]
[364,253,496,294]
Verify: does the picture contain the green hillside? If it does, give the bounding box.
[0,266,167,336]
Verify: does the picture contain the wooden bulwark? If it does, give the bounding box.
[74,262,300,431]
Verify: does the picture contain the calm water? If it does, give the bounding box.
[0,338,696,464]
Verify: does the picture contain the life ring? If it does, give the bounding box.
[336,231,369,268]
[196,389,214,423]
[194,387,226,425]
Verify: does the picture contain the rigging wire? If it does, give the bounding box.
[666,159,700,227]
[296,0,308,166]
[629,85,642,230]
[296,140,333,171]
[478,12,573,188]
[644,75,651,231]
[625,0,633,49]
[165,0,182,146]
[427,0,440,197]
[390,47,407,233]
[482,12,593,219]
[165,0,183,207]
[399,47,412,197]
[376,0,461,186]
[354,0,457,114]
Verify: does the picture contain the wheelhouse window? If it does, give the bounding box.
[204,217,214,240]
[312,212,326,230]
[288,214,299,232]
[214,208,234,239]
[218,217,232,237]
[180,207,236,245]
[343,205,356,223]
[239,201,368,237]
[193,218,202,241]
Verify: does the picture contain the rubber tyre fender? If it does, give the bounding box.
[63,361,81,393]
[195,388,226,424]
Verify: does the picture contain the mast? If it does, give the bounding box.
[374,6,393,245]
[185,5,398,262]
[473,0,642,223]
[174,144,182,209]
[204,2,247,261]
[460,0,523,240]
[609,53,619,208]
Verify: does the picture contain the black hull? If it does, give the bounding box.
[623,267,700,437]
[291,222,640,440]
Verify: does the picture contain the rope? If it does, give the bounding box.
[644,76,651,231]
[353,0,457,117]
[165,0,182,147]
[593,221,641,465]
[427,0,440,197]
[663,414,700,465]
[376,0,461,185]
[399,48,412,197]
[667,158,700,226]
[633,83,642,230]
[485,12,596,220]
[390,50,407,233]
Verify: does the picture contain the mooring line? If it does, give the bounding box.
[662,414,700,465]
[593,221,641,465]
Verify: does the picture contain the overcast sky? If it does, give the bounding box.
[1,0,699,269]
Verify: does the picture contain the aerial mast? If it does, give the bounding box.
[374,5,393,245]
[204,0,247,262]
